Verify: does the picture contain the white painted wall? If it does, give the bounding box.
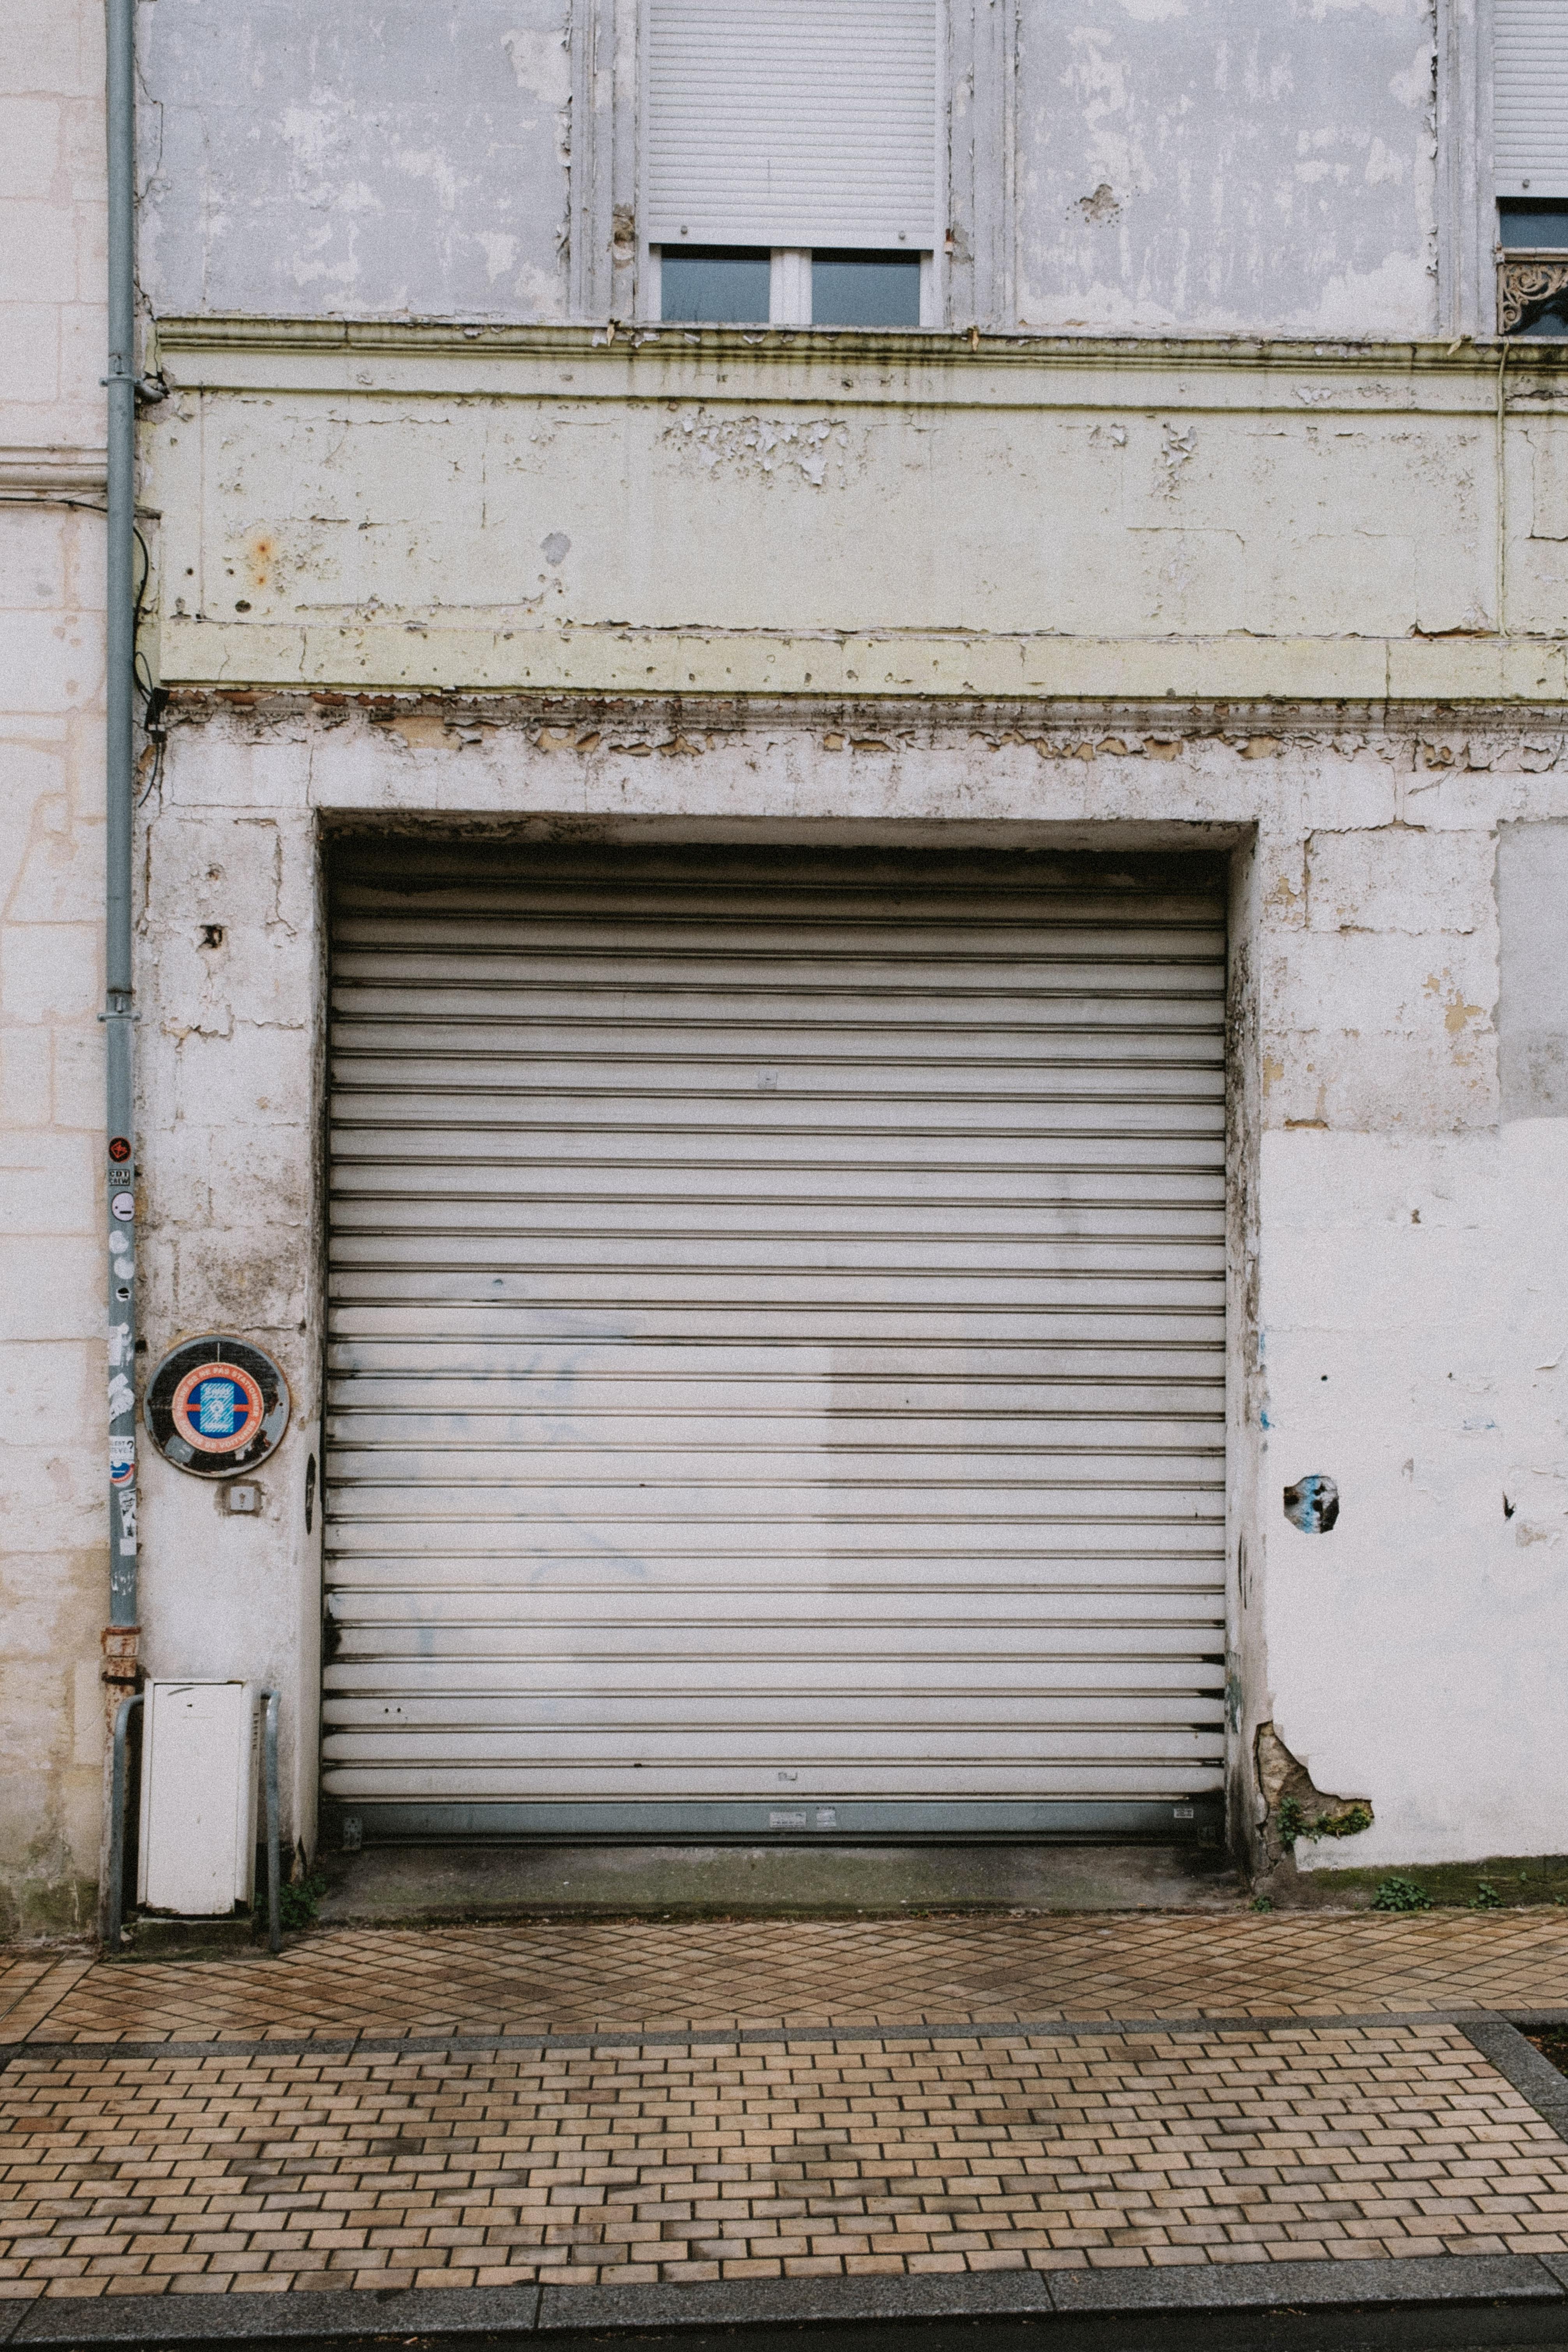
[7,0,1564,1922]
[0,0,108,1934]
[136,0,1457,337]
[134,707,1568,1873]
[134,796,322,1873]
[1015,0,1439,337]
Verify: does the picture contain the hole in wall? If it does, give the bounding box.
[1283,1475,1339,1533]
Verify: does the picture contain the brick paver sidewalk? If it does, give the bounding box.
[2,1912,1566,2303]
[5,1908,1568,2045]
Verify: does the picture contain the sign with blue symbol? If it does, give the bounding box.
[146,1337,290,1479]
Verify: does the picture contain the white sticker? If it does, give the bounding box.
[110,1193,134,1221]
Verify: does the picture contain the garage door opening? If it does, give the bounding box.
[323,842,1228,1844]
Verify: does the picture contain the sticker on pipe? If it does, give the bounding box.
[146,1337,290,1478]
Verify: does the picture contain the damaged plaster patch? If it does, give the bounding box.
[1076,182,1122,222]
[501,26,570,105]
[1158,423,1197,485]
[669,413,855,490]
[1256,1722,1373,1856]
[1425,969,1487,1041]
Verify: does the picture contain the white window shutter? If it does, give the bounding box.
[645,0,941,251]
[1496,0,1568,197]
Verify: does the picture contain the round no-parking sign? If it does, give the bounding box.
[146,1337,290,1477]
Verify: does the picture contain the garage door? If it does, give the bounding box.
[323,844,1227,1841]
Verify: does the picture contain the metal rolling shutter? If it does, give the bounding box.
[644,0,940,251]
[324,845,1228,1842]
[1496,0,1568,196]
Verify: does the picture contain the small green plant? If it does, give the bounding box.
[1275,1794,1372,1849]
[1372,1876,1432,1913]
[276,1872,328,1932]
[1469,1879,1504,1911]
[1317,1802,1373,1840]
[1251,1894,1275,1913]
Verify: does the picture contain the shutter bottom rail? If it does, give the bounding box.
[324,1796,1226,1845]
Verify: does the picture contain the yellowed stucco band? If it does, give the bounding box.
[145,325,1568,705]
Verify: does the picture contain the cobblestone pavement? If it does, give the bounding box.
[2,1913,1566,2302]
[4,1909,1568,2046]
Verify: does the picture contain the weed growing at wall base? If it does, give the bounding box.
[277,1873,328,1931]
[1373,1877,1434,1912]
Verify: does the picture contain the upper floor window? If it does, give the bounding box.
[643,0,941,327]
[658,243,923,326]
[1494,0,1568,333]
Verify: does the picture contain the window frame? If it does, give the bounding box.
[646,242,937,327]
[635,0,949,328]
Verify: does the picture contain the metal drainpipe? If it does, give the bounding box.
[99,0,141,1936]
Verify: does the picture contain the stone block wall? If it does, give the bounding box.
[0,0,108,1935]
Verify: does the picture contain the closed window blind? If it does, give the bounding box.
[645,0,940,251]
[1496,0,1568,197]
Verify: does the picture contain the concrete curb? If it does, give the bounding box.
[7,2008,1568,2066]
[1460,2017,1568,2146]
[3,2256,1566,2349]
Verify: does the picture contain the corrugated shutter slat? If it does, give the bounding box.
[1496,0,1568,195]
[646,0,940,249]
[325,849,1227,1826]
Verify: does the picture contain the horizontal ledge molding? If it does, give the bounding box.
[155,621,1568,703]
[0,445,109,498]
[148,316,1568,410]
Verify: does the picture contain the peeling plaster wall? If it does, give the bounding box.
[138,0,571,321]
[135,704,1568,1872]
[0,0,108,1935]
[134,800,322,1875]
[1017,0,1439,337]
[143,333,1568,708]
[135,0,1449,335]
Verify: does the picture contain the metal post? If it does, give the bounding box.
[99,0,141,1938]
[104,1691,143,1952]
[261,1690,282,1955]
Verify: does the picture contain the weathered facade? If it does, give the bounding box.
[6,0,1568,1929]
[1,0,109,1935]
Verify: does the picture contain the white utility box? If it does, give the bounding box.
[137,1680,259,1914]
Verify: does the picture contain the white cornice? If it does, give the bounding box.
[0,445,109,502]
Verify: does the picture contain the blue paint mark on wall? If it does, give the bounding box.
[1283,1474,1339,1534]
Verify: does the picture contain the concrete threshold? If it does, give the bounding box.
[316,1841,1242,1925]
[9,2256,1568,2352]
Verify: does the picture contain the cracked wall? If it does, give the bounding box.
[127,699,1568,1872]
[132,796,323,1872]
[143,333,1568,709]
